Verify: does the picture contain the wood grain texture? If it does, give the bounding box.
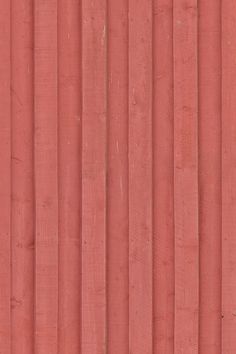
[129,0,153,353]
[34,0,58,352]
[153,0,174,352]
[0,1,11,353]
[222,1,236,353]
[11,0,34,352]
[58,0,82,353]
[199,0,222,353]
[81,0,107,353]
[0,0,233,353]
[107,0,129,353]
[173,1,199,353]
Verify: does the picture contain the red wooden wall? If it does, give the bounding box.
[0,0,232,353]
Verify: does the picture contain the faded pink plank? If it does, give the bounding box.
[129,0,153,353]
[107,0,129,353]
[173,1,199,353]
[57,0,82,353]
[222,1,236,352]
[198,0,222,353]
[34,1,58,353]
[153,1,175,353]
[81,0,107,353]
[11,0,34,352]
[0,1,11,352]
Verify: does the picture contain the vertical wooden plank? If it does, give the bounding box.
[0,1,11,353]
[11,0,34,352]
[57,0,82,353]
[129,0,153,353]
[81,0,107,352]
[198,0,222,353]
[107,0,129,353]
[173,0,199,353]
[222,1,236,352]
[153,0,175,353]
[34,0,58,353]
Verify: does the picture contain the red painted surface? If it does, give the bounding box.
[0,0,232,353]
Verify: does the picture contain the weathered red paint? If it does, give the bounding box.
[0,0,233,353]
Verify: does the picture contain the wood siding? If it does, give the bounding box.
[0,0,231,353]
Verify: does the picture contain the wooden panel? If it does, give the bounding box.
[107,0,129,353]
[11,0,34,352]
[153,1,174,352]
[81,0,107,353]
[0,1,11,353]
[173,1,199,352]
[129,0,153,353]
[58,0,82,353]
[222,1,236,353]
[199,0,222,353]
[34,1,58,353]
